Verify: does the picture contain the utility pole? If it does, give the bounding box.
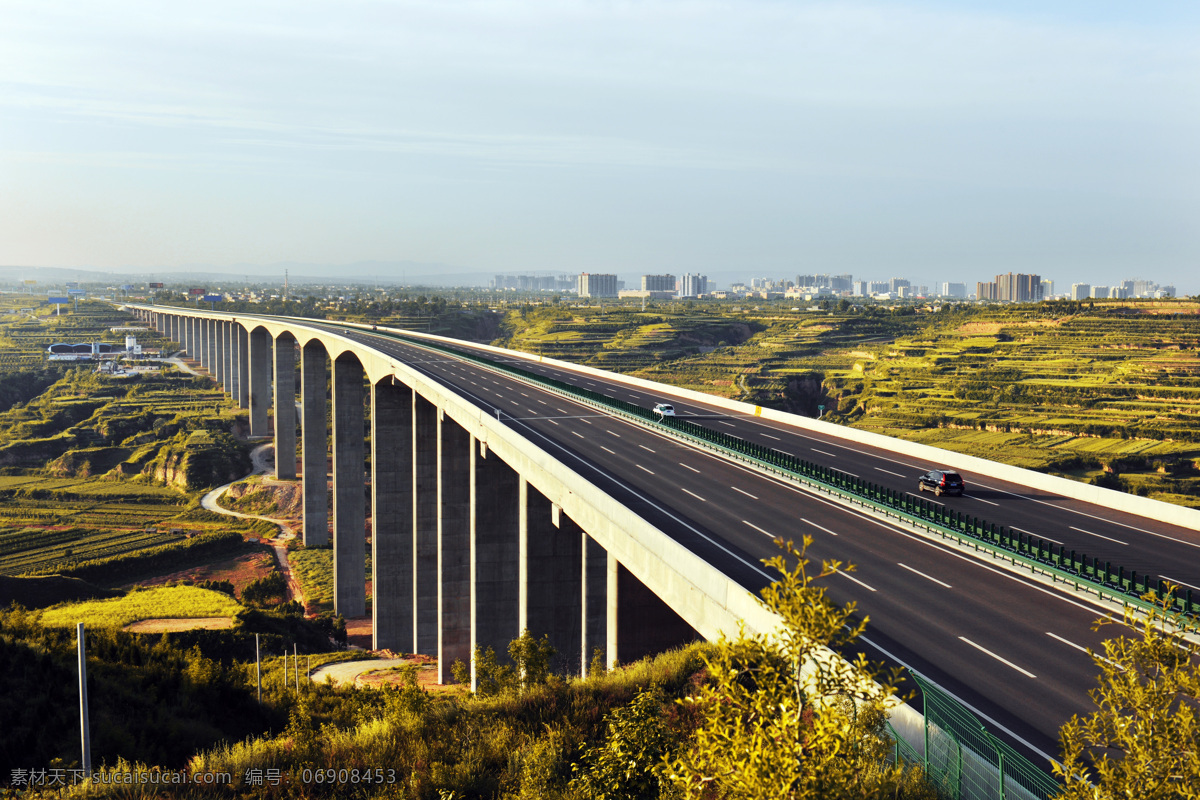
[256,634,261,703]
[294,644,299,691]
[77,623,91,773]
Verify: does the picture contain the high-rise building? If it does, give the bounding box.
[889,277,911,293]
[977,282,998,301]
[641,274,676,292]
[1071,283,1091,301]
[679,273,708,298]
[578,273,618,298]
[941,282,967,298]
[853,280,869,297]
[1090,285,1108,299]
[993,273,1043,302]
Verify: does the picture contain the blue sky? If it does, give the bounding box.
[1,1,1197,292]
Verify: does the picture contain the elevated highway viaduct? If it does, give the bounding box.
[130,305,1200,773]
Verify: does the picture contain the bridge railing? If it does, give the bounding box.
[885,671,1063,800]
[373,327,1198,625]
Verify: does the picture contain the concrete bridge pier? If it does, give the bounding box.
[237,325,249,409]
[228,322,241,404]
[582,531,609,675]
[332,353,366,618]
[301,342,329,546]
[215,321,227,390]
[273,333,297,480]
[521,481,584,676]
[248,328,272,436]
[413,393,439,654]
[372,378,413,651]
[207,318,217,374]
[223,321,235,394]
[437,414,472,684]
[470,442,520,688]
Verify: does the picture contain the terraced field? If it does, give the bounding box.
[503,299,1200,506]
[0,300,258,580]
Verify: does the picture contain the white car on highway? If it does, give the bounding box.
[653,402,675,417]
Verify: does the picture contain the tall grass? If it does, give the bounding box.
[39,585,242,628]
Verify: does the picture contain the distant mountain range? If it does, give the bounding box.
[0,261,505,287]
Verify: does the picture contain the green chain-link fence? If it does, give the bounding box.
[883,671,1061,800]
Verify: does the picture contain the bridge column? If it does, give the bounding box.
[199,318,208,366]
[215,321,226,390]
[471,443,520,689]
[184,317,193,358]
[237,325,249,409]
[207,318,217,373]
[437,414,472,683]
[301,342,329,546]
[273,334,297,480]
[197,319,206,369]
[582,532,609,676]
[520,480,583,676]
[223,321,235,394]
[372,378,413,651]
[228,323,240,403]
[332,354,366,618]
[413,393,438,654]
[248,328,271,436]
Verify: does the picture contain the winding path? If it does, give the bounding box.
[200,443,308,614]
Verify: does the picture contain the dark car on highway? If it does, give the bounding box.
[918,469,965,496]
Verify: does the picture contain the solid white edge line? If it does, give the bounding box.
[959,637,1037,678]
[897,562,952,589]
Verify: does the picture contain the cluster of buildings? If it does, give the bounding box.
[1069,279,1176,301]
[46,336,144,362]
[579,273,711,299]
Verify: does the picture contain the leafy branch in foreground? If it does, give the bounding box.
[1054,592,1200,799]
[664,536,932,800]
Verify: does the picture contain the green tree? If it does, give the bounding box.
[509,628,556,689]
[1053,595,1200,799]
[570,686,682,800]
[664,537,927,799]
